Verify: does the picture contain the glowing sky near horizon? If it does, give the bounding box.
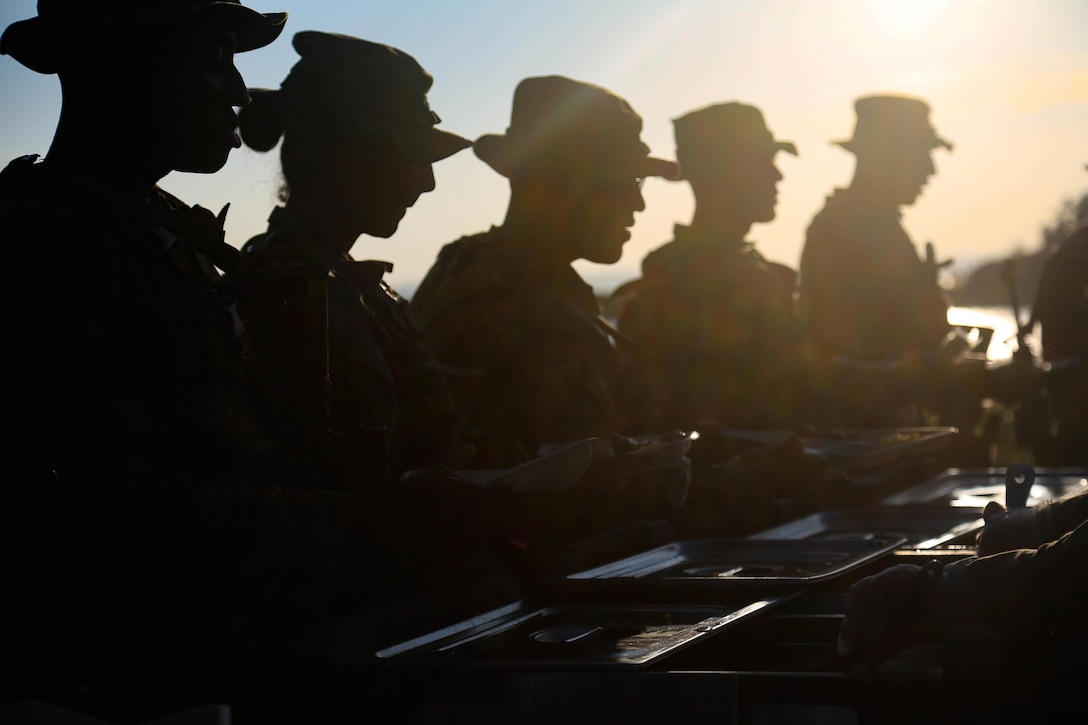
[1,0,1085,295]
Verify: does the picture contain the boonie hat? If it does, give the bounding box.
[673,102,797,179]
[250,31,470,163]
[474,75,679,181]
[834,94,953,154]
[1,0,287,74]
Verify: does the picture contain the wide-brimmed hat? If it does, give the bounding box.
[251,31,470,163]
[834,94,952,155]
[1,0,287,74]
[473,75,679,181]
[672,102,797,179]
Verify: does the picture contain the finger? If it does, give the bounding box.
[982,501,1006,522]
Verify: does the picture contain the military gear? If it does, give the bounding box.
[236,207,464,477]
[1032,224,1088,364]
[472,75,679,181]
[245,31,470,162]
[616,224,805,432]
[673,102,797,179]
[833,94,953,155]
[1,0,287,74]
[0,155,280,714]
[1028,225,1088,463]
[799,187,950,361]
[413,228,624,467]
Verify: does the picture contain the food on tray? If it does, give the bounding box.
[875,432,925,445]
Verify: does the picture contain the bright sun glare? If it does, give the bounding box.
[873,0,947,34]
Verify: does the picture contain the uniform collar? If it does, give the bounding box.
[672,223,753,254]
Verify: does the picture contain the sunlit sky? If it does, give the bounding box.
[2,0,1086,296]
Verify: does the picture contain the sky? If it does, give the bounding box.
[2,0,1086,297]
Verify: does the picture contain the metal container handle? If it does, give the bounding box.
[1005,463,1036,510]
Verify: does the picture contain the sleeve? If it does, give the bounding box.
[0,200,269,622]
[1041,487,1088,540]
[942,519,1088,634]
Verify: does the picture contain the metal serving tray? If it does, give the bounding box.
[375,599,780,668]
[716,428,957,471]
[750,508,985,549]
[563,538,903,586]
[883,468,1088,508]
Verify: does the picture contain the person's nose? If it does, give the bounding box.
[418,163,437,195]
[632,186,646,213]
[225,62,250,108]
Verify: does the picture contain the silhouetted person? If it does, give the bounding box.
[1028,218,1088,463]
[232,31,472,481]
[412,76,679,466]
[615,102,804,432]
[800,95,951,361]
[0,8,501,721]
[0,1,286,717]
[798,95,954,426]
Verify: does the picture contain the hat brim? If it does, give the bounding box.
[475,133,680,180]
[208,5,287,54]
[396,126,471,163]
[834,136,953,154]
[673,140,797,181]
[473,134,516,177]
[776,140,799,156]
[421,127,473,163]
[1,5,286,75]
[641,155,682,181]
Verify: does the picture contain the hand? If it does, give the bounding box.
[976,501,1046,556]
[837,563,942,659]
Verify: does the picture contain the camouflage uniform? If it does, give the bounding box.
[617,224,804,431]
[944,513,1088,639]
[1030,225,1088,462]
[413,228,622,466]
[237,206,462,478]
[0,156,278,707]
[799,187,950,361]
[1033,224,1088,364]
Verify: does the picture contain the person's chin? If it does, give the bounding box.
[754,207,777,224]
[175,145,232,174]
[367,213,406,239]
[586,237,627,264]
[901,188,924,205]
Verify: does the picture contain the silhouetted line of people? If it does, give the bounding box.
[2,2,1086,722]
